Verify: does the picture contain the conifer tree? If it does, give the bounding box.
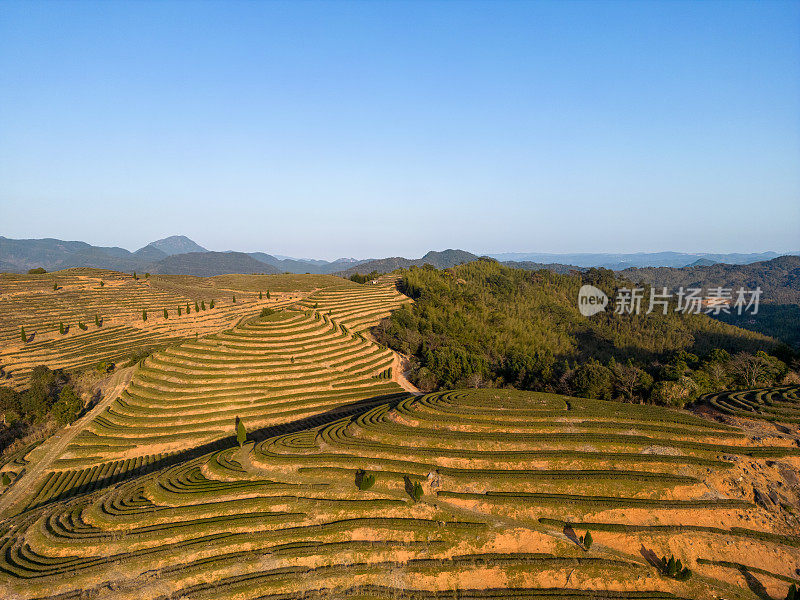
[59,322,65,335]
[201,300,206,310]
[583,530,592,549]
[133,271,137,280]
[100,280,105,287]
[232,294,236,303]
[53,281,58,291]
[236,418,247,447]
[142,309,147,322]
[195,301,199,312]
[178,306,182,316]
[95,314,101,327]
[266,290,271,299]
[21,327,26,343]
[1,473,9,486]
[259,291,263,300]
[163,308,168,319]
[186,303,191,314]
[210,299,215,308]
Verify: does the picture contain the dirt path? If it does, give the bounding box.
[390,351,421,395]
[0,367,134,518]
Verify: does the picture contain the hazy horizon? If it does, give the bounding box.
[2,1,798,259]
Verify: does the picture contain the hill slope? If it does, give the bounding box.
[151,251,282,276]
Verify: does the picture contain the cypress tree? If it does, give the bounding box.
[59,322,65,335]
[266,290,271,299]
[163,308,168,319]
[53,281,58,291]
[186,303,191,314]
[99,280,105,287]
[232,294,236,303]
[201,300,206,310]
[236,418,247,447]
[583,530,592,549]
[210,299,215,309]
[195,301,199,312]
[142,309,147,321]
[133,271,137,280]
[259,291,263,300]
[95,314,100,327]
[21,327,26,343]
[178,306,182,316]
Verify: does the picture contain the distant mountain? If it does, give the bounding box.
[488,251,791,269]
[0,236,142,272]
[151,252,281,277]
[141,235,207,256]
[501,260,581,274]
[336,249,478,277]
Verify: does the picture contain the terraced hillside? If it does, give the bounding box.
[703,385,800,424]
[1,389,798,599]
[0,269,348,388]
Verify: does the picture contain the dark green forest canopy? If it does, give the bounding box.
[375,260,785,402]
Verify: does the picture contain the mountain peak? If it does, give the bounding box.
[141,235,207,256]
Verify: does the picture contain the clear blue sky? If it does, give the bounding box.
[1,0,798,260]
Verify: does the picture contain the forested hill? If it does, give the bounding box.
[620,255,800,347]
[375,260,792,405]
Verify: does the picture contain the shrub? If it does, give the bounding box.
[27,267,46,274]
[78,322,87,330]
[787,583,798,600]
[53,281,58,291]
[355,469,376,490]
[236,417,247,447]
[99,280,105,287]
[95,361,114,373]
[260,307,275,317]
[145,272,150,278]
[1,472,10,486]
[20,327,26,343]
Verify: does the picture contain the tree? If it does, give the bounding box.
[232,295,236,303]
[404,476,423,502]
[27,267,46,274]
[95,314,101,327]
[186,303,191,314]
[133,271,137,280]
[1,473,10,486]
[59,322,65,335]
[52,385,82,425]
[177,306,182,316]
[259,291,263,300]
[195,301,199,312]
[142,309,147,322]
[210,299,215,309]
[787,583,797,600]
[145,272,150,278]
[260,307,274,317]
[99,280,105,287]
[266,290,271,299]
[355,469,375,490]
[236,417,247,446]
[53,281,58,291]
[21,327,26,343]
[163,308,168,319]
[201,300,206,310]
[582,530,592,550]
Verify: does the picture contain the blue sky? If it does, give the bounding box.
[1,0,798,260]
